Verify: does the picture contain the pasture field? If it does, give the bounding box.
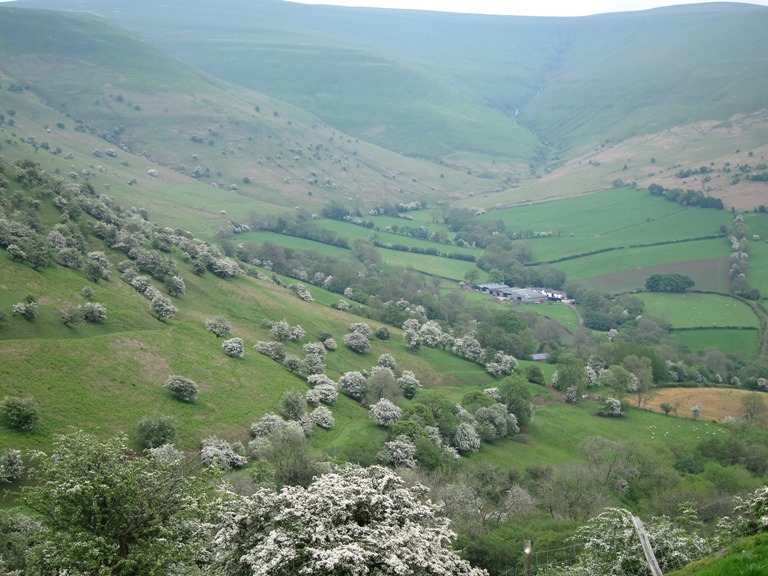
[485,188,729,259]
[553,239,729,287]
[378,250,480,280]
[237,230,352,259]
[584,256,730,294]
[635,292,760,328]
[475,399,717,470]
[318,218,481,258]
[523,302,581,333]
[673,328,760,361]
[648,387,762,422]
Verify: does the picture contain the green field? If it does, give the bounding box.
[673,328,761,360]
[553,239,730,289]
[484,188,730,261]
[635,292,760,328]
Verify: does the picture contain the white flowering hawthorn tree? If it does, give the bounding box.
[200,435,248,469]
[211,464,488,576]
[307,383,339,406]
[309,406,335,429]
[222,337,245,358]
[398,370,422,400]
[150,295,177,321]
[369,398,402,427]
[0,449,23,483]
[378,353,397,370]
[561,506,711,576]
[343,330,371,354]
[22,431,217,575]
[165,375,199,402]
[206,315,232,338]
[339,370,368,400]
[453,422,481,454]
[378,435,418,468]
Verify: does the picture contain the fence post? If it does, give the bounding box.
[631,516,664,576]
[524,540,532,576]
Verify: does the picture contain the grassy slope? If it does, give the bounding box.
[0,6,491,219]
[0,6,765,485]
[668,533,768,576]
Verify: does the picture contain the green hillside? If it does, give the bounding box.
[0,6,767,575]
[17,0,768,200]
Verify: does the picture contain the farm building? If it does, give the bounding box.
[500,287,548,303]
[475,284,566,303]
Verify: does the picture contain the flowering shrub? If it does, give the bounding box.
[300,342,326,375]
[79,302,107,323]
[1,396,38,431]
[209,256,240,278]
[377,353,397,370]
[12,300,38,321]
[339,371,368,400]
[307,373,334,388]
[453,422,481,453]
[211,464,488,575]
[378,435,418,468]
[397,370,422,400]
[222,337,245,358]
[484,387,502,402]
[475,404,518,440]
[369,398,402,427]
[731,485,768,536]
[561,506,711,576]
[151,296,177,321]
[452,332,486,363]
[205,315,232,338]
[418,320,444,347]
[306,383,338,405]
[334,299,350,311]
[250,413,287,438]
[165,375,199,403]
[0,449,23,483]
[343,330,370,354]
[164,275,186,297]
[322,337,337,350]
[200,436,247,469]
[598,397,624,417]
[309,406,335,429]
[270,319,304,342]
[254,340,286,362]
[289,283,313,301]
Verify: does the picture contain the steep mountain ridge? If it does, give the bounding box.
[18,0,768,181]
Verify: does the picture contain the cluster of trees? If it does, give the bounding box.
[728,213,761,300]
[648,183,724,209]
[644,273,695,292]
[567,283,645,331]
[0,430,491,575]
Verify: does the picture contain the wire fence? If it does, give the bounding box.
[501,483,765,576]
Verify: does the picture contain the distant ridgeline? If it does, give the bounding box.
[648,183,724,209]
